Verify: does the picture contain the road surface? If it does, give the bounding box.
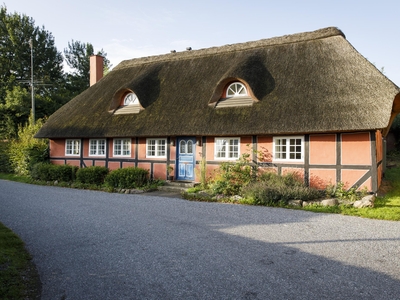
[0,180,399,299]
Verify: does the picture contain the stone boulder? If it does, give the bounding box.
[288,200,303,206]
[321,199,339,206]
[353,195,375,208]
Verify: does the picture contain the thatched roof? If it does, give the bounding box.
[35,27,400,139]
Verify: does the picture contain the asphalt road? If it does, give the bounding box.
[0,180,400,300]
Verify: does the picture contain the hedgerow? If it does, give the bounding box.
[76,166,109,185]
[104,167,149,189]
[31,162,77,182]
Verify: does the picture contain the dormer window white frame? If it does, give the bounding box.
[226,82,248,97]
[213,81,254,109]
[113,91,143,115]
[123,92,139,106]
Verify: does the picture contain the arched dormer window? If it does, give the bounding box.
[114,91,143,115]
[124,92,139,106]
[213,81,254,108]
[226,82,248,97]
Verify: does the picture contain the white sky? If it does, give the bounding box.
[6,0,400,85]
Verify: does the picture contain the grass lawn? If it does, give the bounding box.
[0,222,41,299]
[300,165,400,221]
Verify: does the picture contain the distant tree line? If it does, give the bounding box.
[0,5,111,139]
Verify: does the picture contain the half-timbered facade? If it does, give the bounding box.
[35,27,400,192]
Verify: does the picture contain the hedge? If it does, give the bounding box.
[105,167,149,189]
[31,163,77,182]
[76,166,109,185]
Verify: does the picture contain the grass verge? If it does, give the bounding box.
[184,166,400,221]
[301,165,400,221]
[0,222,41,299]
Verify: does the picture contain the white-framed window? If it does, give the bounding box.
[113,138,131,156]
[214,138,240,160]
[65,139,81,156]
[89,139,106,156]
[226,82,247,97]
[123,92,139,106]
[146,138,166,158]
[273,136,304,161]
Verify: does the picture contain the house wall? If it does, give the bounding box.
[47,130,383,192]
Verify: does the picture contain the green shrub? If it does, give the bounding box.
[76,166,109,185]
[242,172,321,206]
[105,167,149,189]
[31,163,77,182]
[325,181,368,201]
[210,153,255,196]
[0,141,12,173]
[8,117,49,175]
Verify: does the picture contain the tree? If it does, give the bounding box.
[0,5,64,138]
[64,40,111,97]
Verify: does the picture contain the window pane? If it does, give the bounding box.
[187,141,193,154]
[216,139,226,158]
[180,140,186,154]
[90,140,96,155]
[114,140,121,155]
[73,140,80,155]
[99,140,105,155]
[122,140,130,156]
[226,82,247,97]
[124,93,139,105]
[66,141,71,154]
[229,139,239,158]
[157,139,166,156]
[147,139,155,156]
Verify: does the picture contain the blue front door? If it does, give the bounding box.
[176,137,196,181]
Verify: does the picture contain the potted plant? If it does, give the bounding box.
[167,164,174,181]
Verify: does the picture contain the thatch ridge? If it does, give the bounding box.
[114,27,345,70]
[35,27,400,139]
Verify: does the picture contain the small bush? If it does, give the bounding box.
[105,167,149,189]
[209,153,254,196]
[76,166,109,185]
[31,163,77,182]
[242,172,321,206]
[0,141,12,173]
[8,117,49,176]
[325,181,368,201]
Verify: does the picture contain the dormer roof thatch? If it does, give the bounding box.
[35,27,400,139]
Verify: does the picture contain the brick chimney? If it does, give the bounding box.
[90,55,104,86]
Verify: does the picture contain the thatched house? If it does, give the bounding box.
[35,27,400,192]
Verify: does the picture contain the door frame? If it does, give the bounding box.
[176,137,196,181]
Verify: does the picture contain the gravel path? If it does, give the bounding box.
[1,180,399,300]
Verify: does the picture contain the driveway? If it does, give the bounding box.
[0,180,399,300]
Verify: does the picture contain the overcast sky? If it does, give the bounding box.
[6,0,400,85]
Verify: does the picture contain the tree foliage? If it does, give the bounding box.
[0,5,65,138]
[64,40,111,97]
[0,5,111,140]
